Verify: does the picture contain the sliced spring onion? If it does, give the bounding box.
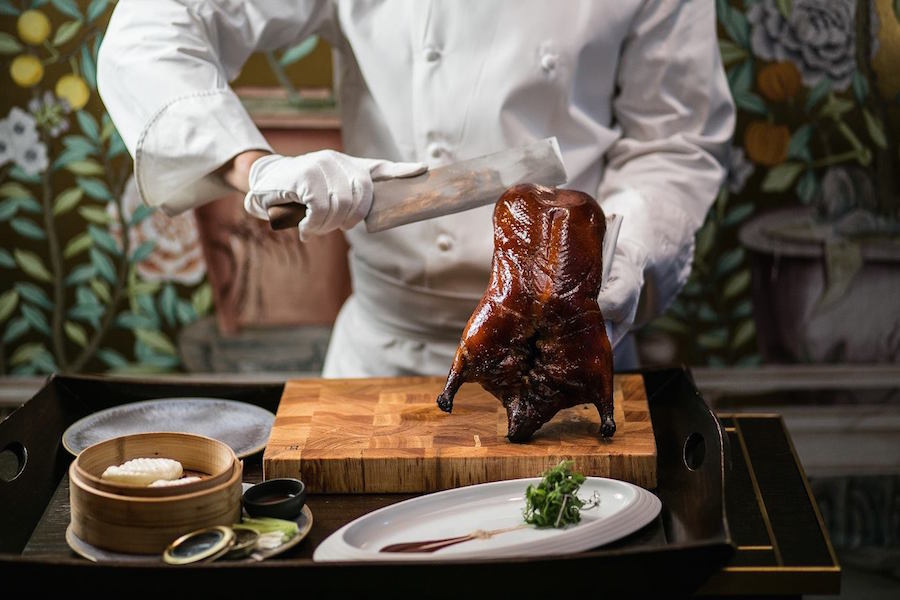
[233,517,299,542]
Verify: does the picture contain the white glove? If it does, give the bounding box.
[598,189,652,348]
[243,150,427,240]
[599,238,646,348]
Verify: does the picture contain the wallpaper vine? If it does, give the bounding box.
[0,0,212,375]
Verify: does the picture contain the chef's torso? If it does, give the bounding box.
[320,0,640,303]
[99,0,731,375]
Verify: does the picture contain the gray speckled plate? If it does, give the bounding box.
[62,398,275,458]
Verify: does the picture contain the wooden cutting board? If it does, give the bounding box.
[263,375,656,492]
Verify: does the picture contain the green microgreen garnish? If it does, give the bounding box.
[523,460,599,528]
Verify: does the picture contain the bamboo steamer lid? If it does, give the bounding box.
[73,431,236,497]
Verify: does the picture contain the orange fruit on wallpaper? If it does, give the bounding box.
[10,54,43,87]
[757,62,802,102]
[56,74,91,110]
[17,10,51,45]
[744,121,791,167]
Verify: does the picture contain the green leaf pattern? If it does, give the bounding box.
[0,1,210,375]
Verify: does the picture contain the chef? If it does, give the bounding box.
[97,0,734,377]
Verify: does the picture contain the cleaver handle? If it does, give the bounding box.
[267,204,307,230]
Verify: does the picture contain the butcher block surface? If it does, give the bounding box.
[263,375,656,492]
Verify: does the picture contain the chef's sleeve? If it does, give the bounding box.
[97,0,332,215]
[597,0,735,325]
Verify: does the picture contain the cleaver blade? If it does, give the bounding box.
[267,137,568,232]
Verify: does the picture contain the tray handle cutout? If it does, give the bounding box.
[0,441,27,482]
[683,432,705,471]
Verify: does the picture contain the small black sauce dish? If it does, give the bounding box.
[242,478,306,520]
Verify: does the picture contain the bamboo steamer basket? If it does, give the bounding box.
[74,431,236,497]
[69,432,242,554]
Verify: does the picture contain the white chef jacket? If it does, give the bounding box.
[97,0,734,376]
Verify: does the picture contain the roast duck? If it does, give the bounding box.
[437,183,615,442]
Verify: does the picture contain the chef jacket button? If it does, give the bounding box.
[541,53,557,72]
[437,234,453,252]
[424,46,441,62]
[429,145,444,159]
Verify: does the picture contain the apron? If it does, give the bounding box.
[322,254,482,377]
[322,254,640,377]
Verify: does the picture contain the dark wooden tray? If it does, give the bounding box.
[0,368,733,595]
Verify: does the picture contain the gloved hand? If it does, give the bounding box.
[598,189,651,348]
[598,238,646,348]
[243,150,427,241]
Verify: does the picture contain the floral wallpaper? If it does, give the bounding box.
[640,0,900,366]
[0,0,212,375]
[1,0,898,375]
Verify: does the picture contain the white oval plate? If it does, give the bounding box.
[62,397,275,458]
[314,477,660,562]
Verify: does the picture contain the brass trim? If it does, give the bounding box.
[732,420,784,566]
[737,545,773,550]
[776,414,842,569]
[723,427,736,433]
[717,412,782,419]
[722,566,841,573]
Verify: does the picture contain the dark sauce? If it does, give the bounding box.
[251,492,296,505]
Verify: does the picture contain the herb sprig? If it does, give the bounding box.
[523,460,598,528]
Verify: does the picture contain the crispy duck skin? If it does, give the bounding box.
[437,183,615,442]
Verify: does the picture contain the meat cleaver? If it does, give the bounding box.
[266,136,621,287]
[266,137,568,232]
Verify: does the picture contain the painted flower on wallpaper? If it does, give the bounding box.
[15,138,48,175]
[28,91,71,138]
[108,176,206,285]
[6,106,38,142]
[727,146,755,194]
[0,107,48,174]
[747,0,857,91]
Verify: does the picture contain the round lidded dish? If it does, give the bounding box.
[73,431,236,497]
[223,527,259,560]
[163,525,236,565]
[242,478,306,520]
[69,432,242,554]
